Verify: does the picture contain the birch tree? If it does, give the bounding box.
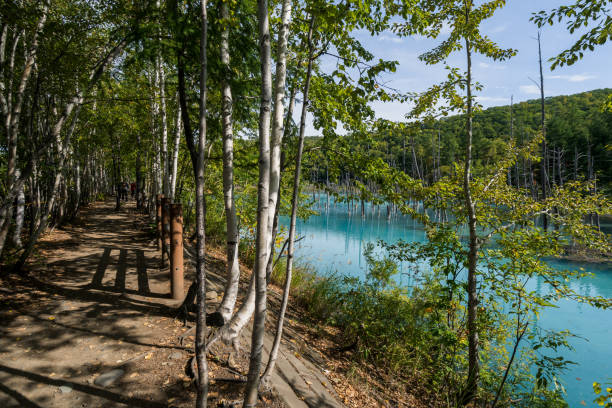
[261,14,315,386]
[194,0,209,404]
[0,1,48,257]
[216,0,241,325]
[242,0,274,402]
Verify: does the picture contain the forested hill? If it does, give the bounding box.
[439,88,612,184]
[341,88,612,190]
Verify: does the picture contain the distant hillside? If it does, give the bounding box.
[437,88,612,185]
[306,89,612,190]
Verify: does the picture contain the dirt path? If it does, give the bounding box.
[0,201,344,408]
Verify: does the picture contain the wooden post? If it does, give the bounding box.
[170,203,184,300]
[156,194,164,250]
[161,197,171,267]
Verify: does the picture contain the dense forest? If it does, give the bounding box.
[307,89,612,193]
[1,0,612,407]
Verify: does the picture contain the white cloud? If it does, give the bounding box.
[477,62,506,70]
[378,35,403,44]
[548,74,596,82]
[491,24,508,33]
[520,85,540,95]
[477,96,510,104]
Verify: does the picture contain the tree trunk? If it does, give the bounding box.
[195,0,209,405]
[0,4,48,259]
[262,16,315,385]
[74,156,81,216]
[170,92,181,201]
[136,132,143,209]
[574,145,579,181]
[157,54,169,197]
[461,32,480,406]
[537,32,548,231]
[15,94,84,271]
[243,0,275,402]
[217,0,241,324]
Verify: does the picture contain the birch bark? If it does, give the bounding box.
[194,0,209,405]
[217,0,241,324]
[243,0,273,402]
[262,16,315,385]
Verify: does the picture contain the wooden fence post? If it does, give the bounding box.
[170,203,184,300]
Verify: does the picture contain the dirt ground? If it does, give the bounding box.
[0,201,285,407]
[0,200,423,408]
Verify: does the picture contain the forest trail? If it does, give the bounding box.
[0,201,344,408]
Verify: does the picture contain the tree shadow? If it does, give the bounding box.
[0,364,167,408]
[0,382,43,408]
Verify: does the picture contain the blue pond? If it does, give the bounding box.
[280,196,612,407]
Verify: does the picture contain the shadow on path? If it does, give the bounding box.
[0,365,167,408]
[0,382,42,408]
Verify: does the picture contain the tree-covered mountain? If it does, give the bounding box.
[440,88,612,187]
[312,89,612,192]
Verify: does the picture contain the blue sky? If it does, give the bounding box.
[303,0,612,135]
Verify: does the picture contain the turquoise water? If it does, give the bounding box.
[280,196,612,407]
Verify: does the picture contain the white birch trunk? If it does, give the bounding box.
[265,0,293,252]
[243,0,274,402]
[158,56,169,196]
[12,168,25,247]
[150,69,162,195]
[195,0,209,405]
[0,4,48,258]
[170,93,181,200]
[217,0,241,324]
[262,16,315,385]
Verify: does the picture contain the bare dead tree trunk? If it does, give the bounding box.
[537,31,548,231]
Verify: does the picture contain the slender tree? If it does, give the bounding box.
[194,0,209,405]
[262,14,316,386]
[216,0,241,325]
[243,0,274,402]
[398,0,515,403]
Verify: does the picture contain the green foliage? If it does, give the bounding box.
[532,1,612,69]
[297,241,579,406]
[593,380,612,407]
